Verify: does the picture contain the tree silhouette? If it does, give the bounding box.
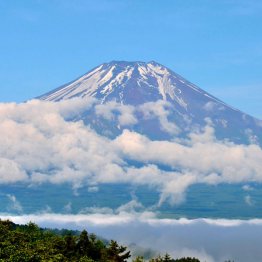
[105,240,131,262]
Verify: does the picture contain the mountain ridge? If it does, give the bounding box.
[37,61,262,145]
[38,61,214,105]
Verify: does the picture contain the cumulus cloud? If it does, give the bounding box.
[114,128,262,185]
[0,158,28,183]
[95,101,138,126]
[139,100,180,135]
[0,99,262,206]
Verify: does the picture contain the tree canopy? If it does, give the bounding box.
[0,219,229,262]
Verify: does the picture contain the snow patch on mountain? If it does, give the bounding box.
[39,61,214,109]
[38,61,262,145]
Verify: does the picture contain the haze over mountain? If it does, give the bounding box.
[38,61,262,145]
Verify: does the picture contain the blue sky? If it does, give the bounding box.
[0,0,261,119]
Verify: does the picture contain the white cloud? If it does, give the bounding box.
[95,101,138,126]
[244,195,253,206]
[203,101,225,112]
[0,158,28,184]
[139,100,180,135]
[116,199,144,213]
[87,186,99,192]
[245,128,259,144]
[242,184,253,191]
[63,202,72,213]
[6,194,23,213]
[40,205,53,214]
[203,101,216,111]
[114,128,262,185]
[0,99,262,206]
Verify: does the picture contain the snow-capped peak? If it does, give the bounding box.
[37,60,262,145]
[38,61,207,109]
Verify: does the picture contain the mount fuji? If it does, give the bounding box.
[1,61,262,218]
[38,61,262,145]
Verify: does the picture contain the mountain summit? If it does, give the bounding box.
[40,61,219,108]
[38,61,262,144]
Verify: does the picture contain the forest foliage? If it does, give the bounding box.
[0,219,201,261]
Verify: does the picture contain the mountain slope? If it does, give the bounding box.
[38,61,262,145]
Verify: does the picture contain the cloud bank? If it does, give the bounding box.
[2,212,262,262]
[0,98,262,205]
